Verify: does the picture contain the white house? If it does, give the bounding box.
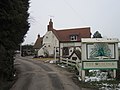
[33,19,91,58]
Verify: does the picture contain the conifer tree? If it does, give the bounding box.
[0,0,30,80]
[93,31,102,38]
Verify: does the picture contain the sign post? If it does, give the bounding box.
[80,38,119,81]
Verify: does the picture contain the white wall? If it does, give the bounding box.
[38,31,59,56]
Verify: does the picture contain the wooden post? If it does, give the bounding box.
[113,70,116,78]
[81,70,85,81]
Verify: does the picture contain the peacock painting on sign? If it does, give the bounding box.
[87,43,115,59]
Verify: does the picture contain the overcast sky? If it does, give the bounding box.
[23,0,120,45]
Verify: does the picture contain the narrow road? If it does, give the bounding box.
[10,56,81,90]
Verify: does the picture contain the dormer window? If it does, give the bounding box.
[70,35,77,41]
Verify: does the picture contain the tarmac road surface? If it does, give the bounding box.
[10,56,82,90]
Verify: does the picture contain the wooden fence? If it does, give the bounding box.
[61,58,78,66]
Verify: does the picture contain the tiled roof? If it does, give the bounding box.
[33,35,43,49]
[53,27,91,42]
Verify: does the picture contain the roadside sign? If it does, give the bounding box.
[82,60,118,70]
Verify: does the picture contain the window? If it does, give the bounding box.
[63,47,69,56]
[56,49,58,52]
[72,57,77,60]
[48,45,50,47]
[70,35,77,41]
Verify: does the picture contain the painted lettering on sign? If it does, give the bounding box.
[83,61,117,69]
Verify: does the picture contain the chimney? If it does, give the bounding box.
[47,19,53,31]
[38,34,40,38]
